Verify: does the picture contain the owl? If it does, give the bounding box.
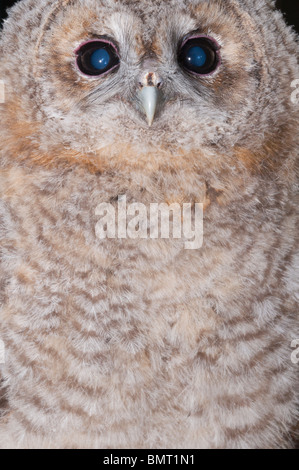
[0,0,298,449]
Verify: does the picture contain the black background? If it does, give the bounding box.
[0,0,299,33]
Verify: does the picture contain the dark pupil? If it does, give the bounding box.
[77,42,119,76]
[179,39,217,74]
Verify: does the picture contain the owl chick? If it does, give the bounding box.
[0,0,298,449]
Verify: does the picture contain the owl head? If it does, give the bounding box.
[0,0,298,178]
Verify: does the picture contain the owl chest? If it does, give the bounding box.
[2,181,229,371]
[1,173,270,375]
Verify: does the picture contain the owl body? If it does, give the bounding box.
[0,0,298,449]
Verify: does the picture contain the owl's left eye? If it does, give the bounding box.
[178,35,221,76]
[75,40,120,77]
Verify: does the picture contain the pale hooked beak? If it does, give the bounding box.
[139,86,159,127]
[137,71,163,127]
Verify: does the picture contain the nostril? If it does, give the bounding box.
[139,72,164,89]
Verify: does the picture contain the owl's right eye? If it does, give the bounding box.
[75,40,120,77]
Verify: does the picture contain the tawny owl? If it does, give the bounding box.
[0,0,298,449]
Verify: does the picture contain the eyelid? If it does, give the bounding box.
[74,38,120,56]
[180,34,221,51]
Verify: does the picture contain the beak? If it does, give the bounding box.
[138,86,159,127]
[137,70,163,127]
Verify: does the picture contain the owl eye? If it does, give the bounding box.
[76,40,120,77]
[178,36,220,76]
